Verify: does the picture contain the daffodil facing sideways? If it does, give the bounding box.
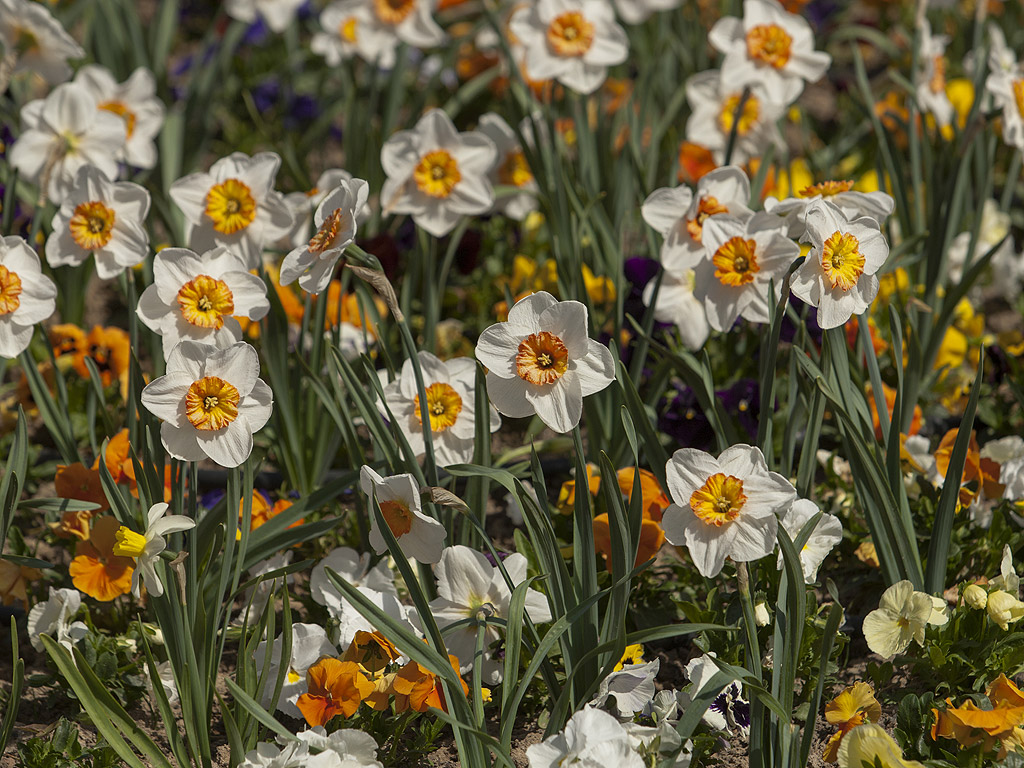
[0,236,57,358]
[225,0,307,32]
[111,503,196,598]
[763,178,895,240]
[474,291,615,433]
[861,580,948,659]
[660,444,797,578]
[140,341,274,468]
[477,112,539,221]
[380,109,497,238]
[311,0,445,70]
[137,246,270,358]
[46,165,151,279]
[775,498,843,584]
[0,0,84,85]
[641,268,711,351]
[359,465,446,564]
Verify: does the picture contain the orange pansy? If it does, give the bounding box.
[295,658,374,727]
[0,560,41,608]
[616,468,670,522]
[593,514,665,570]
[55,463,109,513]
[69,516,135,601]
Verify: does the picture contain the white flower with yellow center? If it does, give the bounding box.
[641,269,710,351]
[253,624,337,718]
[861,580,941,658]
[0,0,84,84]
[708,0,831,106]
[509,0,629,95]
[137,246,270,358]
[169,151,295,269]
[312,0,443,69]
[46,165,150,279]
[360,465,446,564]
[475,291,615,434]
[660,444,797,578]
[641,166,754,277]
[381,109,497,238]
[789,199,889,329]
[683,69,784,166]
[73,65,166,170]
[111,502,196,598]
[141,341,273,468]
[775,498,842,584]
[427,545,551,683]
[986,66,1024,152]
[0,236,57,358]
[478,113,539,222]
[9,83,125,204]
[379,352,501,468]
[280,179,369,295]
[225,0,307,32]
[915,19,954,130]
[763,179,895,239]
[694,214,798,332]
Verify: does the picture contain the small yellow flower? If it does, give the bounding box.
[963,584,988,610]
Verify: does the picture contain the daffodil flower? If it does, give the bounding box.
[111,503,196,598]
[0,0,84,85]
[0,236,57,358]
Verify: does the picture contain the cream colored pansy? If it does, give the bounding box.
[0,0,84,84]
[46,165,150,279]
[641,269,710,351]
[111,502,196,598]
[381,109,496,238]
[225,0,307,32]
[916,19,955,130]
[137,246,269,358]
[862,580,944,658]
[789,199,889,329]
[427,545,552,683]
[660,444,797,578]
[141,341,273,468]
[312,0,444,69]
[280,179,369,294]
[360,465,446,564]
[837,724,924,768]
[73,65,165,170]
[641,166,755,278]
[684,70,784,166]
[169,152,294,269]
[509,0,629,95]
[0,236,57,358]
[378,352,500,468]
[27,587,87,652]
[775,498,842,584]
[763,180,895,239]
[987,590,1024,630]
[294,728,383,768]
[10,83,125,204]
[478,113,539,222]
[708,0,831,106]
[475,291,615,434]
[694,213,798,332]
[253,624,337,718]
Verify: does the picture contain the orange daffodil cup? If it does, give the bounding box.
[0,236,58,358]
[310,0,446,70]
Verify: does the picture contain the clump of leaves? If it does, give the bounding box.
[18,718,121,768]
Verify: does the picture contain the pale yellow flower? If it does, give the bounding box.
[838,724,924,768]
[861,580,935,659]
[987,590,1024,631]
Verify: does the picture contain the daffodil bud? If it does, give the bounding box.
[754,601,771,626]
[986,589,1024,630]
[963,584,988,610]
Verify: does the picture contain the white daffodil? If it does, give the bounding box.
[295,728,383,768]
[311,0,444,69]
[612,0,682,25]
[254,624,337,718]
[169,152,294,269]
[946,199,1018,297]
[478,113,539,222]
[280,179,369,295]
[10,83,125,204]
[660,444,797,578]
[862,580,941,658]
[282,168,370,249]
[684,70,784,166]
[775,498,842,584]
[110,503,196,598]
[642,270,711,352]
[27,587,87,652]
[916,20,955,130]
[0,236,57,358]
[592,658,660,717]
[509,0,629,95]
[137,246,270,358]
[46,165,150,279]
[789,199,889,330]
[694,214,798,332]
[0,0,84,84]
[641,166,754,276]
[527,706,644,768]
[379,352,500,468]
[73,65,165,170]
[380,109,496,238]
[141,341,273,468]
[989,544,1020,596]
[475,291,615,433]
[427,545,552,683]
[360,465,446,564]
[225,0,307,32]
[763,180,895,239]
[709,0,831,106]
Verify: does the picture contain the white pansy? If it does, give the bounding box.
[592,658,660,716]
[684,70,784,166]
[0,236,57,358]
[360,465,446,564]
[111,502,197,598]
[254,624,337,718]
[642,270,710,351]
[775,498,842,584]
[27,587,87,652]
[478,113,539,221]
[526,706,644,768]
[225,0,307,32]
[681,652,749,735]
[295,728,383,767]
[0,0,84,84]
[238,551,294,626]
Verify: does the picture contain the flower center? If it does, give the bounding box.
[516,331,569,386]
[185,376,241,431]
[713,236,760,286]
[412,382,464,433]
[821,231,866,292]
[413,150,461,198]
[1014,79,1024,119]
[0,265,23,315]
[340,17,358,42]
[718,93,761,137]
[373,0,415,24]
[746,24,792,69]
[546,12,595,57]
[99,100,137,139]
[799,180,854,198]
[498,150,533,188]
[69,201,117,250]
[308,207,347,254]
[204,178,257,235]
[177,275,236,329]
[686,196,729,243]
[379,499,414,537]
[14,27,39,56]
[930,55,947,95]
[112,526,147,558]
[689,473,747,526]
